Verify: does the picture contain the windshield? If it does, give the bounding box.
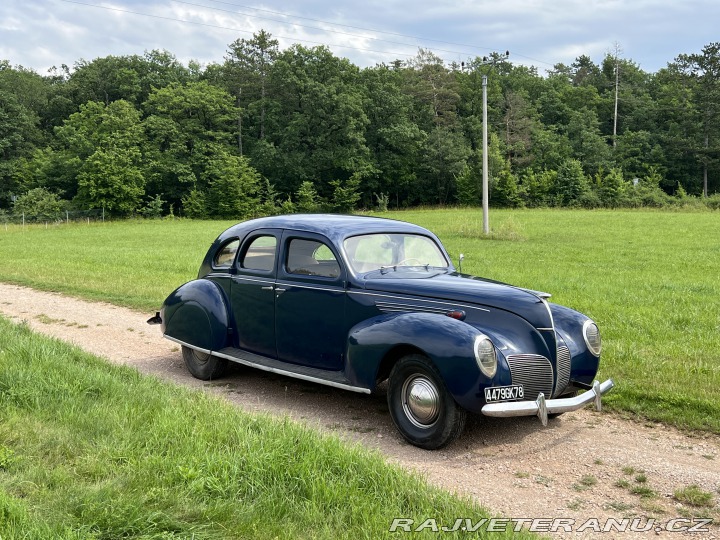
[343,233,449,274]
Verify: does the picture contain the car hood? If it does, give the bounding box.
[361,271,552,330]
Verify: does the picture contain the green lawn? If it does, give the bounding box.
[0,208,718,432]
[0,317,522,539]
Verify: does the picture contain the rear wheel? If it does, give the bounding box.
[181,346,228,380]
[387,354,466,450]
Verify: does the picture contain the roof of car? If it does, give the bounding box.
[216,214,435,244]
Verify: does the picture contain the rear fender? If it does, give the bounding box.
[161,279,230,352]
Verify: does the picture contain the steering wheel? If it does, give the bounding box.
[396,258,424,266]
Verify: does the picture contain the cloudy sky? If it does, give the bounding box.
[2,0,718,75]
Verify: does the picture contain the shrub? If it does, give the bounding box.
[181,189,208,219]
[705,193,720,210]
[12,188,64,222]
[374,192,389,212]
[454,164,478,206]
[258,179,280,217]
[553,159,588,206]
[138,194,165,219]
[295,181,320,213]
[492,166,523,208]
[330,173,362,213]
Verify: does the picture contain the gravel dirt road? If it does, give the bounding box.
[0,282,718,539]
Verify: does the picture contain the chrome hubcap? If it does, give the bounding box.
[402,375,440,428]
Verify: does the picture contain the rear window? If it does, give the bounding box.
[213,239,240,268]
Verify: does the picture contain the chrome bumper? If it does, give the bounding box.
[481,379,615,426]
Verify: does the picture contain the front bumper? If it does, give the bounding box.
[481,379,615,426]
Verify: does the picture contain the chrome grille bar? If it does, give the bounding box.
[554,346,572,397]
[505,354,554,400]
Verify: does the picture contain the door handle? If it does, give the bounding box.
[261,286,274,291]
[275,287,287,295]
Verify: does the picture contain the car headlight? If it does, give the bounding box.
[474,335,497,378]
[583,320,602,357]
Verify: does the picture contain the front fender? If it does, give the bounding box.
[550,303,601,385]
[345,312,497,411]
[161,279,230,352]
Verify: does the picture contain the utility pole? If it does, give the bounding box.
[479,51,509,235]
[482,74,489,234]
[612,42,622,149]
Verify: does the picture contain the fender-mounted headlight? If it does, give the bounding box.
[474,335,497,378]
[583,320,602,357]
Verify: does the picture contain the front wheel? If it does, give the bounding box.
[387,354,466,450]
[181,346,228,381]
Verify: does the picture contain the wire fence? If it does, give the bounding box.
[0,208,108,228]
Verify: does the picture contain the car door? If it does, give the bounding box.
[275,232,346,370]
[230,229,280,359]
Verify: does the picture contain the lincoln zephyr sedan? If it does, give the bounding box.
[152,214,614,449]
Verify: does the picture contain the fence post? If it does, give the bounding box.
[66,210,69,224]
[22,213,25,229]
[102,207,105,222]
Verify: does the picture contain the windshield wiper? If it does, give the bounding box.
[379,263,437,274]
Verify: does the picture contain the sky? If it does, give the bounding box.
[1,0,719,76]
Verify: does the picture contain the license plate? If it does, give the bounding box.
[484,385,524,403]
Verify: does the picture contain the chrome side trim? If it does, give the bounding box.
[481,379,615,422]
[375,301,449,315]
[540,297,556,332]
[349,290,490,312]
[164,335,212,356]
[166,335,372,394]
[274,281,344,294]
[211,350,372,394]
[232,276,275,285]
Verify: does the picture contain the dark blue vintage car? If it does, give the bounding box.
[154,214,613,449]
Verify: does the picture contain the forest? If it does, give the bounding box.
[1,31,719,220]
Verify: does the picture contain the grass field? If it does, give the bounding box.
[0,317,524,539]
[0,208,718,433]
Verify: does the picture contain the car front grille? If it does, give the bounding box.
[553,346,572,397]
[505,354,554,400]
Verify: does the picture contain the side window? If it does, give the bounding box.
[240,236,277,272]
[214,239,240,268]
[286,239,341,278]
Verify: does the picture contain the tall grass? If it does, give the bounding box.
[0,219,231,309]
[0,317,522,539]
[0,209,718,432]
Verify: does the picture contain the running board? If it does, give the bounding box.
[212,346,371,394]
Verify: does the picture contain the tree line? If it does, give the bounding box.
[1,32,719,220]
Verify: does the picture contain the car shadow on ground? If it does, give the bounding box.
[152,354,576,458]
